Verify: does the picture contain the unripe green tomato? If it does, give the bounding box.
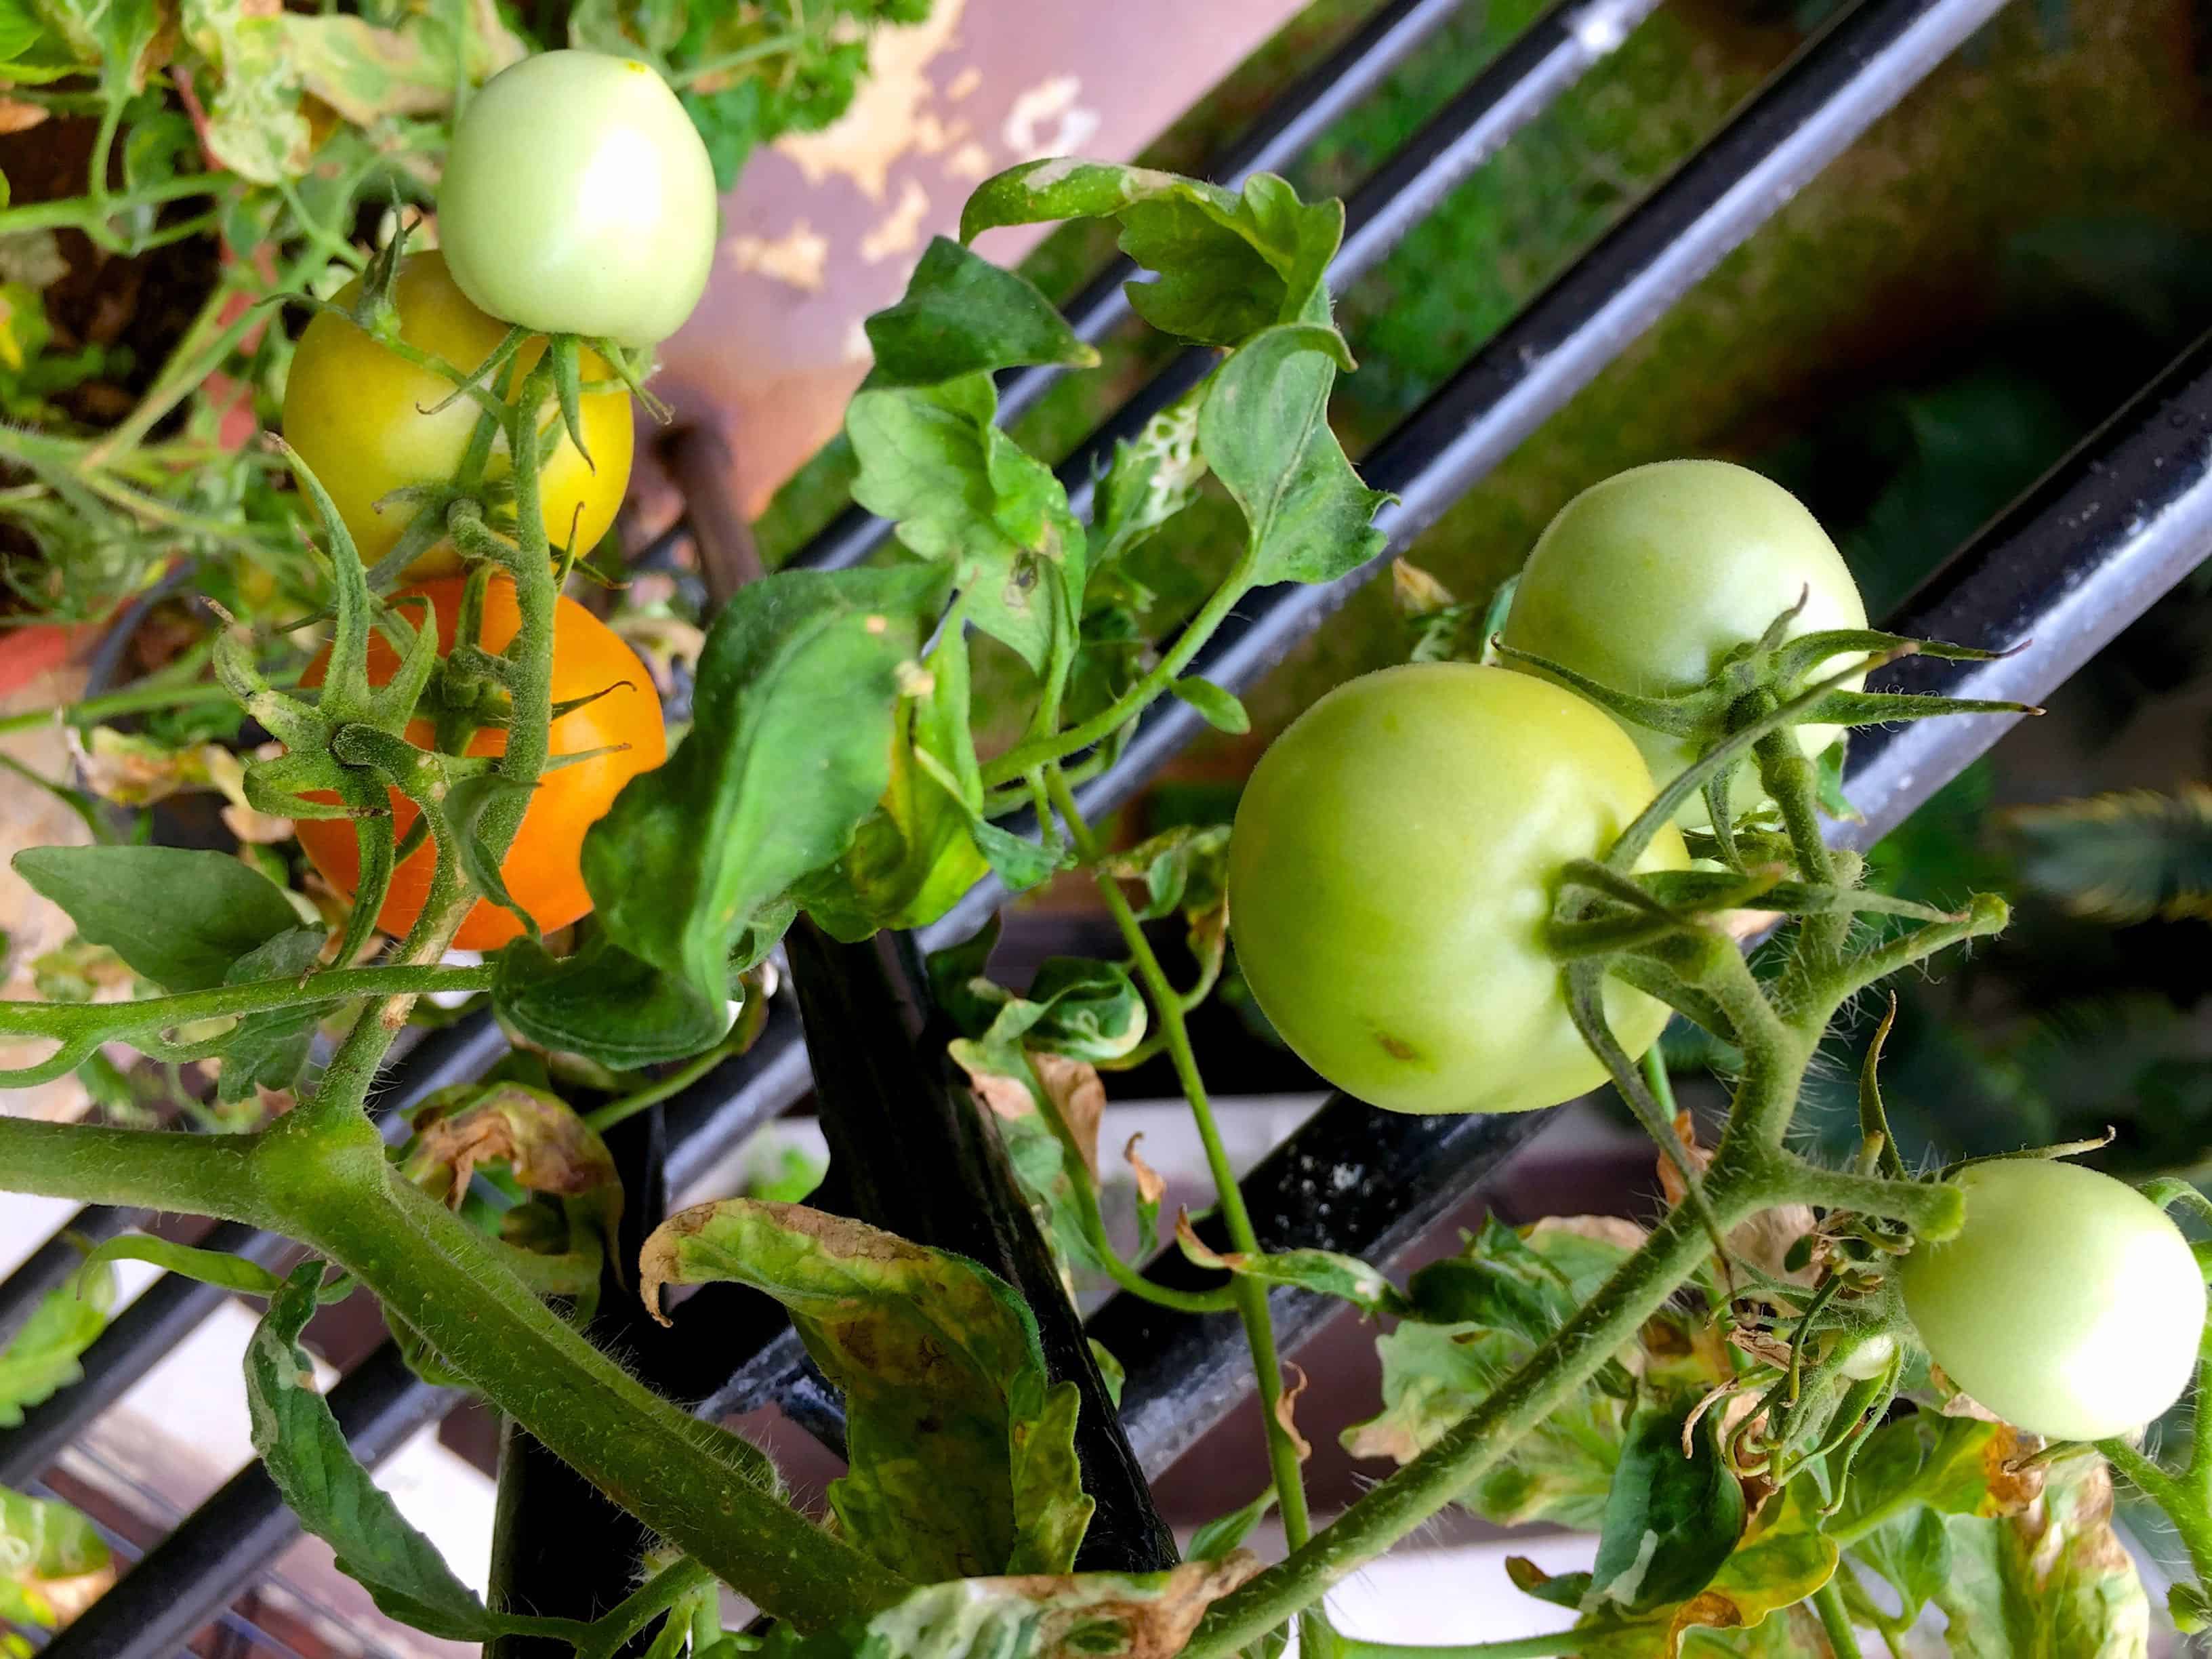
[281,251,634,575]
[1900,1160,2207,1441]
[1498,460,1868,828]
[438,51,718,346]
[1833,1331,1898,1382]
[1227,662,1687,1115]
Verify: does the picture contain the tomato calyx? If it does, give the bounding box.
[1497,600,2038,837]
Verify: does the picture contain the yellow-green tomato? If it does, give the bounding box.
[1900,1160,2207,1441]
[281,251,634,575]
[437,51,718,346]
[1498,460,1868,827]
[1227,662,1687,1115]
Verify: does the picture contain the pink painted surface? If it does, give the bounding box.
[637,0,1308,523]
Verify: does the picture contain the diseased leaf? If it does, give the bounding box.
[960,161,1340,346]
[1932,1456,2150,1658]
[0,1486,111,1629]
[1092,392,1207,570]
[493,933,732,1069]
[865,237,1098,388]
[15,845,300,991]
[760,1556,1263,1659]
[0,1262,112,1427]
[1343,1218,1666,1530]
[583,564,949,1005]
[1587,1399,1746,1616]
[245,1263,506,1639]
[1174,1218,1405,1317]
[280,3,525,127]
[641,1200,1094,1580]
[1576,1505,1837,1659]
[1199,322,1389,590]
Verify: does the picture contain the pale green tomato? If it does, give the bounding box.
[437,51,718,346]
[1499,460,1868,828]
[1901,1160,2206,1441]
[1227,663,1687,1115]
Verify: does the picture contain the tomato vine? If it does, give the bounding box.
[0,45,2207,1659]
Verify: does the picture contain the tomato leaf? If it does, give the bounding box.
[0,1486,110,1629]
[13,845,301,993]
[79,1235,294,1300]
[755,1557,1263,1659]
[583,563,949,1004]
[0,1263,112,1428]
[493,931,730,1069]
[1174,1227,1407,1318]
[1167,676,1249,735]
[245,1262,520,1640]
[1092,392,1208,571]
[1189,1490,1276,1563]
[960,162,1341,346]
[641,1200,1095,1580]
[846,375,1080,676]
[216,924,329,1104]
[1931,1456,2150,1657]
[1343,1219,1664,1530]
[1200,321,1389,589]
[1587,1399,1747,1616]
[865,237,1098,387]
[1832,1412,2037,1626]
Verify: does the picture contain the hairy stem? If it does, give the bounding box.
[1811,1579,1866,1659]
[255,1118,905,1629]
[1187,1175,1759,1658]
[1338,1634,1597,1659]
[0,1115,274,1225]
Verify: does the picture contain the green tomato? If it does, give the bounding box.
[1498,460,1868,827]
[438,51,718,346]
[1900,1160,2206,1441]
[1227,662,1686,1115]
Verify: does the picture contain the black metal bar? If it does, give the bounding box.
[1841,328,2212,849]
[0,1013,508,1489]
[41,1342,455,1659]
[487,1109,674,1657]
[783,921,1176,1572]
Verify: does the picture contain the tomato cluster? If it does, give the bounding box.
[1231,458,1838,1116]
[284,50,712,945]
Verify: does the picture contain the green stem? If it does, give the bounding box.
[0,679,285,736]
[0,1115,272,1224]
[583,1043,734,1134]
[0,174,222,235]
[575,1558,716,1659]
[2100,1437,2212,1591]
[250,1118,907,1629]
[1767,1160,1964,1237]
[1046,766,1316,1572]
[1811,1579,1865,1659]
[1185,1175,1759,1659]
[0,964,496,1087]
[1339,1633,1596,1659]
[1797,895,2010,1025]
[982,569,1252,787]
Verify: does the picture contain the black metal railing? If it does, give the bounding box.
[14,0,2211,1654]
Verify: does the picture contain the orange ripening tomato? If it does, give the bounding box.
[293,577,665,951]
[280,250,635,575]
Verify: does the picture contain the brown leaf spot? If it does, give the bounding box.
[991,1552,1265,1659]
[1033,1052,1103,1180]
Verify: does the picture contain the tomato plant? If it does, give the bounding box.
[292,577,666,951]
[438,51,721,348]
[1900,1158,2206,1439]
[1499,459,1869,826]
[1228,662,1686,1115]
[1,131,2207,1659]
[282,253,635,575]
